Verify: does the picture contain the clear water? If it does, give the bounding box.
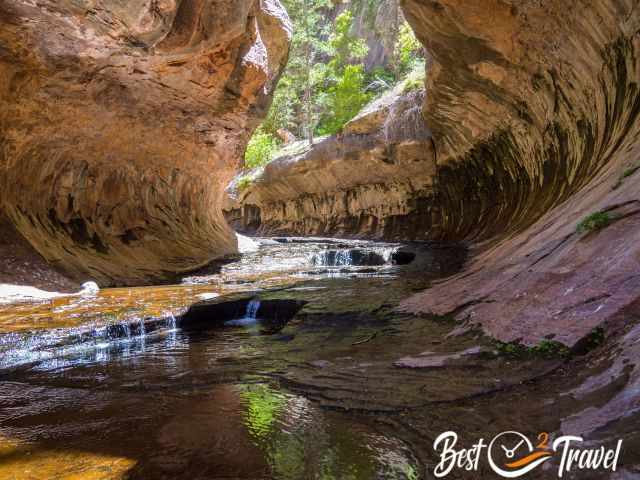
[1,238,632,479]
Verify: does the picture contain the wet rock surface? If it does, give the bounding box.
[227,0,640,356]
[0,0,291,286]
[0,0,639,477]
[394,0,640,351]
[0,239,638,478]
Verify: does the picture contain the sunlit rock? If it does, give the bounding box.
[0,0,291,286]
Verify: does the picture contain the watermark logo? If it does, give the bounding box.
[433,430,622,478]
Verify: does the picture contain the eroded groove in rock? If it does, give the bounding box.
[225,87,439,239]
[396,0,640,346]
[404,1,640,242]
[0,0,291,286]
[225,0,640,347]
[229,1,639,247]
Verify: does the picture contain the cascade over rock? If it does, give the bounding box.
[0,0,291,286]
[228,0,640,346]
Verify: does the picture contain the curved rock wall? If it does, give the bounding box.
[232,1,640,246]
[403,0,640,242]
[227,0,640,347]
[0,0,291,286]
[394,0,640,345]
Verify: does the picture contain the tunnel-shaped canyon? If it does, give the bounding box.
[1,1,640,478]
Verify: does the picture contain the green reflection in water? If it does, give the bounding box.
[238,383,287,440]
[405,464,419,480]
[238,384,419,479]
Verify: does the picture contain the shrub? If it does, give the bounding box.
[260,85,295,137]
[495,340,569,359]
[533,340,570,358]
[576,212,614,234]
[316,64,372,135]
[366,66,396,94]
[395,22,422,75]
[577,327,606,354]
[236,175,252,192]
[401,62,426,93]
[244,130,280,169]
[613,164,640,190]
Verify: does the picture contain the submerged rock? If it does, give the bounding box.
[227,0,640,349]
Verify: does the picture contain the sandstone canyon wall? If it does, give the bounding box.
[224,83,437,238]
[228,0,640,347]
[397,0,640,345]
[0,0,291,286]
[402,0,640,242]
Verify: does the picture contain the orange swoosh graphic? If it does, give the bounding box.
[506,450,552,468]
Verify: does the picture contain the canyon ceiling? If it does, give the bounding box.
[0,0,291,285]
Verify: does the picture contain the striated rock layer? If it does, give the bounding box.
[0,0,291,286]
[225,84,437,238]
[229,0,640,346]
[398,0,640,346]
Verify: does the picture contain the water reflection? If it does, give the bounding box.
[0,238,468,479]
[239,383,288,439]
[236,383,420,480]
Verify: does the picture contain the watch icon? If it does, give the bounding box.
[488,431,553,478]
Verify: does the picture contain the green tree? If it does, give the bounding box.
[316,10,372,135]
[251,1,412,159]
[244,129,280,169]
[394,22,422,75]
[317,65,370,135]
[274,0,332,144]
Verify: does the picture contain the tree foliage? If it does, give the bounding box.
[394,22,422,75]
[245,1,424,168]
[316,10,372,135]
[244,129,280,169]
[262,5,373,141]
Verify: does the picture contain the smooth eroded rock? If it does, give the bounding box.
[225,85,437,239]
[0,0,291,286]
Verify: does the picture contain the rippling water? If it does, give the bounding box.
[0,238,464,479]
[2,238,635,479]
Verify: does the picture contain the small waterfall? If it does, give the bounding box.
[311,249,353,266]
[377,247,396,263]
[310,247,399,267]
[166,313,178,331]
[163,313,179,350]
[336,250,352,266]
[224,298,261,327]
[137,318,147,352]
[246,299,261,320]
[0,313,184,371]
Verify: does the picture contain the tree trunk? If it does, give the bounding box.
[304,0,313,145]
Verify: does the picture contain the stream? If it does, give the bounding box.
[0,238,636,479]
